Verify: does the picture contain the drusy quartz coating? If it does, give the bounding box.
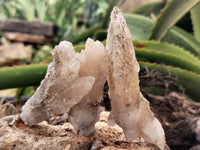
[21,6,166,149]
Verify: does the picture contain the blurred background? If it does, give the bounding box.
[1,0,200,149]
[0,0,164,101]
[1,0,200,114]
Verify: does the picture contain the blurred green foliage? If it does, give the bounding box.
[0,0,200,102]
[0,0,109,40]
[32,45,53,63]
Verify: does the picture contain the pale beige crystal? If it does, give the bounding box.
[106,7,165,149]
[69,38,108,136]
[20,6,166,149]
[20,41,95,125]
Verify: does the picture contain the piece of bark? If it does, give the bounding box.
[0,42,32,65]
[4,32,53,44]
[0,112,169,150]
[1,19,57,37]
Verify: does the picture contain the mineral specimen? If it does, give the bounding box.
[21,41,95,125]
[106,7,165,149]
[20,6,166,150]
[68,38,108,136]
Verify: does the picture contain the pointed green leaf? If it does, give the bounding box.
[124,14,200,55]
[136,49,200,74]
[70,23,102,44]
[133,40,200,65]
[190,2,200,42]
[18,0,36,21]
[163,26,200,55]
[35,0,47,22]
[131,1,165,17]
[149,0,199,41]
[139,62,200,101]
[141,86,167,97]
[124,14,153,41]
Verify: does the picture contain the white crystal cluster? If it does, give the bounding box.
[106,7,165,149]
[21,40,96,125]
[68,38,108,136]
[21,6,165,149]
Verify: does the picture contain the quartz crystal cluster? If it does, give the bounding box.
[20,6,166,149]
[106,7,165,149]
[21,40,96,125]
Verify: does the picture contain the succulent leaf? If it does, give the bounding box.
[133,40,200,65]
[149,0,199,41]
[190,2,200,42]
[0,64,47,89]
[131,1,165,17]
[140,62,200,101]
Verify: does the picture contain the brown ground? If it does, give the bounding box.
[146,92,200,150]
[1,92,200,150]
[0,112,166,150]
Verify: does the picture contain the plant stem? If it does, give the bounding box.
[0,64,47,89]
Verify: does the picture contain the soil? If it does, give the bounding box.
[146,92,200,150]
[1,91,200,150]
[0,112,166,150]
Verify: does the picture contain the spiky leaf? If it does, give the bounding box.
[70,23,102,44]
[163,26,200,55]
[149,0,199,41]
[124,14,200,55]
[131,1,165,17]
[140,62,200,101]
[125,14,153,41]
[190,2,200,42]
[133,40,200,65]
[136,49,200,74]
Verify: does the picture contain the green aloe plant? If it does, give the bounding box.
[191,2,200,42]
[133,40,200,65]
[0,39,199,101]
[131,0,200,101]
[131,1,165,17]
[140,62,200,101]
[0,0,110,41]
[1,0,200,103]
[149,0,199,41]
[71,0,123,44]
[0,64,47,89]
[94,14,200,56]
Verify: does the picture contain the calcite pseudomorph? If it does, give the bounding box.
[20,6,166,149]
[69,38,108,136]
[21,40,96,125]
[106,7,165,149]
